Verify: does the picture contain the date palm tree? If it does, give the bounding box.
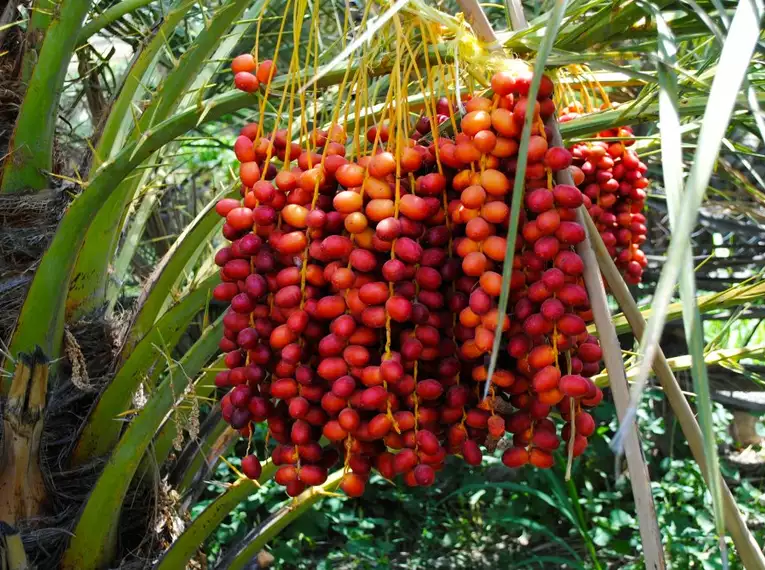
[0,0,764,568]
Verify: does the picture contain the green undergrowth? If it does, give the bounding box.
[197,390,765,569]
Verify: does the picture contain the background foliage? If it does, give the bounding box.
[199,390,765,569]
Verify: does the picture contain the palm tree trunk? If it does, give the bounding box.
[0,350,49,524]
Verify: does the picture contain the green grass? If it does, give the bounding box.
[200,388,765,569]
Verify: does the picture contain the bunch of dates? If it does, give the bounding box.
[212,61,605,497]
[560,103,649,284]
